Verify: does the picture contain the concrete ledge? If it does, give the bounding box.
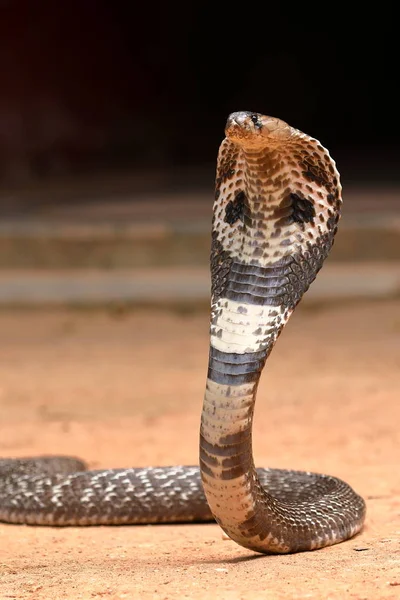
[0,221,398,268]
[0,263,399,306]
[0,190,399,268]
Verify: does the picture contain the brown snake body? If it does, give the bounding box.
[0,112,366,553]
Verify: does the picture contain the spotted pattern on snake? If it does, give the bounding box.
[0,111,366,554]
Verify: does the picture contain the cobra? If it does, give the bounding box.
[0,111,366,554]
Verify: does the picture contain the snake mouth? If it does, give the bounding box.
[225,111,293,148]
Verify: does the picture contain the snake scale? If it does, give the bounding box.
[0,112,366,554]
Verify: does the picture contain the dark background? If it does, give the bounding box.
[0,1,398,197]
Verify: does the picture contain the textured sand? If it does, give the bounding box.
[0,301,399,599]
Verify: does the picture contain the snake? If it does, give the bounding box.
[0,111,366,554]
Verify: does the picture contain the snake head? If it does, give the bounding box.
[225,111,294,148]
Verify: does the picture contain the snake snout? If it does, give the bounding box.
[225,111,261,138]
[226,111,256,127]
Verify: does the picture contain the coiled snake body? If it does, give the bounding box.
[0,112,366,554]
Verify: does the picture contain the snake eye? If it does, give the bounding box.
[250,113,262,129]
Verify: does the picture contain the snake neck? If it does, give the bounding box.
[201,120,343,553]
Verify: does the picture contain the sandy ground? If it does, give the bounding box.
[0,300,399,599]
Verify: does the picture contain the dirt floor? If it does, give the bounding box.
[0,300,399,599]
